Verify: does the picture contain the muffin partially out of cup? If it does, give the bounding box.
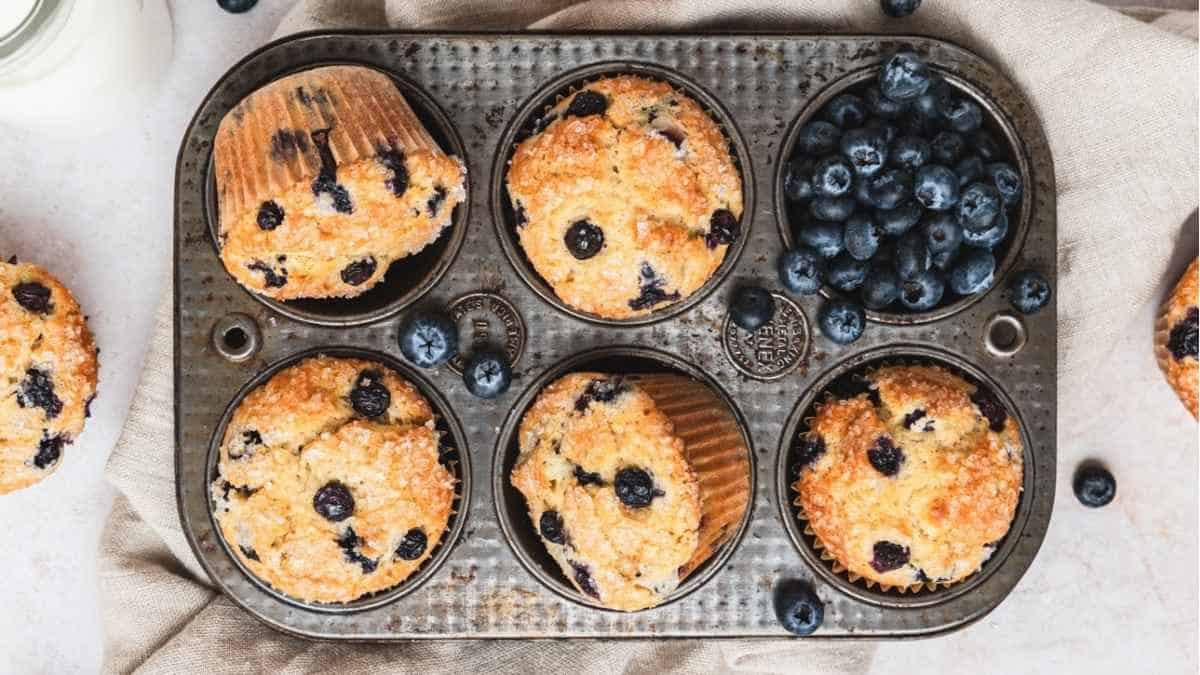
[510,372,750,610]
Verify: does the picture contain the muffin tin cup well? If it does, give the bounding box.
[775,67,1034,325]
[774,344,1039,609]
[204,346,472,614]
[203,64,471,328]
[490,61,755,327]
[492,345,757,612]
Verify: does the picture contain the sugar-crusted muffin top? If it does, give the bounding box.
[510,372,703,610]
[506,75,743,319]
[214,65,466,300]
[0,259,98,495]
[793,365,1023,588]
[210,356,455,603]
[1158,258,1198,418]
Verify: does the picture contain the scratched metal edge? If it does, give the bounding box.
[174,31,1056,640]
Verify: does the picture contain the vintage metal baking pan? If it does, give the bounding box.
[175,31,1056,639]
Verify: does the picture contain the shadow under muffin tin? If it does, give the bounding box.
[175,32,1055,639]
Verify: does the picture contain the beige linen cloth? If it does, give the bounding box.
[100,1,1199,673]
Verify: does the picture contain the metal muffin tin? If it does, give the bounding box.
[175,31,1056,640]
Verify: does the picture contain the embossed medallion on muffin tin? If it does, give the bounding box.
[176,32,1056,639]
[445,292,526,374]
[722,292,810,380]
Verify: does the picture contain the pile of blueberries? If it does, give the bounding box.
[777,49,1028,344]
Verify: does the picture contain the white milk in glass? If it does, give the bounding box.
[0,0,173,136]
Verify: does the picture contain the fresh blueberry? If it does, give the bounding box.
[844,213,883,261]
[948,249,996,295]
[894,230,931,281]
[939,96,983,133]
[899,270,945,311]
[878,50,931,103]
[539,511,567,545]
[973,130,1002,161]
[864,169,913,210]
[730,286,776,331]
[826,254,869,292]
[564,219,605,259]
[565,90,608,118]
[779,247,826,295]
[313,481,354,522]
[395,528,428,561]
[11,282,52,314]
[889,135,931,171]
[818,300,866,344]
[861,263,901,310]
[870,541,911,573]
[955,155,984,186]
[812,155,855,197]
[840,127,889,177]
[706,209,741,249]
[797,220,844,258]
[921,212,963,257]
[774,580,824,637]
[962,210,1008,249]
[985,162,1023,207]
[880,0,921,17]
[399,311,459,368]
[876,201,922,236]
[340,257,377,286]
[217,0,258,13]
[796,120,842,155]
[783,157,816,202]
[1073,463,1116,508]
[913,165,961,211]
[931,248,958,271]
[809,197,856,222]
[1008,269,1052,315]
[615,467,660,508]
[911,88,941,121]
[863,118,899,145]
[822,93,868,129]
[930,131,965,164]
[462,350,512,399]
[868,436,905,476]
[349,370,390,418]
[865,86,907,119]
[853,173,874,206]
[957,182,1003,232]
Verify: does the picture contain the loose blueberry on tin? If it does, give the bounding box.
[870,540,911,573]
[948,249,996,296]
[779,247,827,295]
[880,0,921,18]
[349,370,391,418]
[256,200,284,231]
[793,434,827,472]
[33,433,64,469]
[1168,307,1199,360]
[340,257,377,286]
[12,281,52,314]
[1073,463,1116,508]
[730,286,776,332]
[812,155,855,198]
[818,299,865,345]
[217,0,258,13]
[313,481,355,522]
[774,580,824,636]
[867,436,905,477]
[17,368,62,419]
[539,510,567,545]
[878,51,931,103]
[822,93,868,129]
[565,90,608,118]
[706,209,740,248]
[462,350,512,399]
[399,311,459,368]
[395,528,428,561]
[614,467,660,508]
[861,263,901,310]
[827,254,869,292]
[564,219,605,260]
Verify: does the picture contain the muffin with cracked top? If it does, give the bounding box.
[791,364,1022,589]
[1155,257,1198,418]
[506,76,743,319]
[214,66,466,300]
[510,372,750,610]
[1,258,98,495]
[210,356,455,603]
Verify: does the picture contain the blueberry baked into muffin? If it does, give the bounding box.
[1155,257,1198,418]
[1,258,98,495]
[210,356,455,603]
[792,365,1023,589]
[214,66,466,300]
[511,373,750,610]
[506,76,744,319]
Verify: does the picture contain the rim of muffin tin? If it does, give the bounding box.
[492,345,758,612]
[202,62,471,328]
[773,344,1035,609]
[774,66,1034,325]
[204,346,472,614]
[489,61,755,327]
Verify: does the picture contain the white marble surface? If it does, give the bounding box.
[0,1,1195,673]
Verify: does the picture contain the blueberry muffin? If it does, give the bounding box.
[210,356,455,603]
[1155,258,1198,418]
[506,76,743,319]
[792,365,1023,589]
[511,373,750,610]
[214,66,466,300]
[1,258,98,495]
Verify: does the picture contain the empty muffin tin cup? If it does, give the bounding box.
[204,65,470,328]
[775,344,1034,608]
[205,346,471,613]
[492,345,757,611]
[775,67,1033,325]
[491,62,755,327]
